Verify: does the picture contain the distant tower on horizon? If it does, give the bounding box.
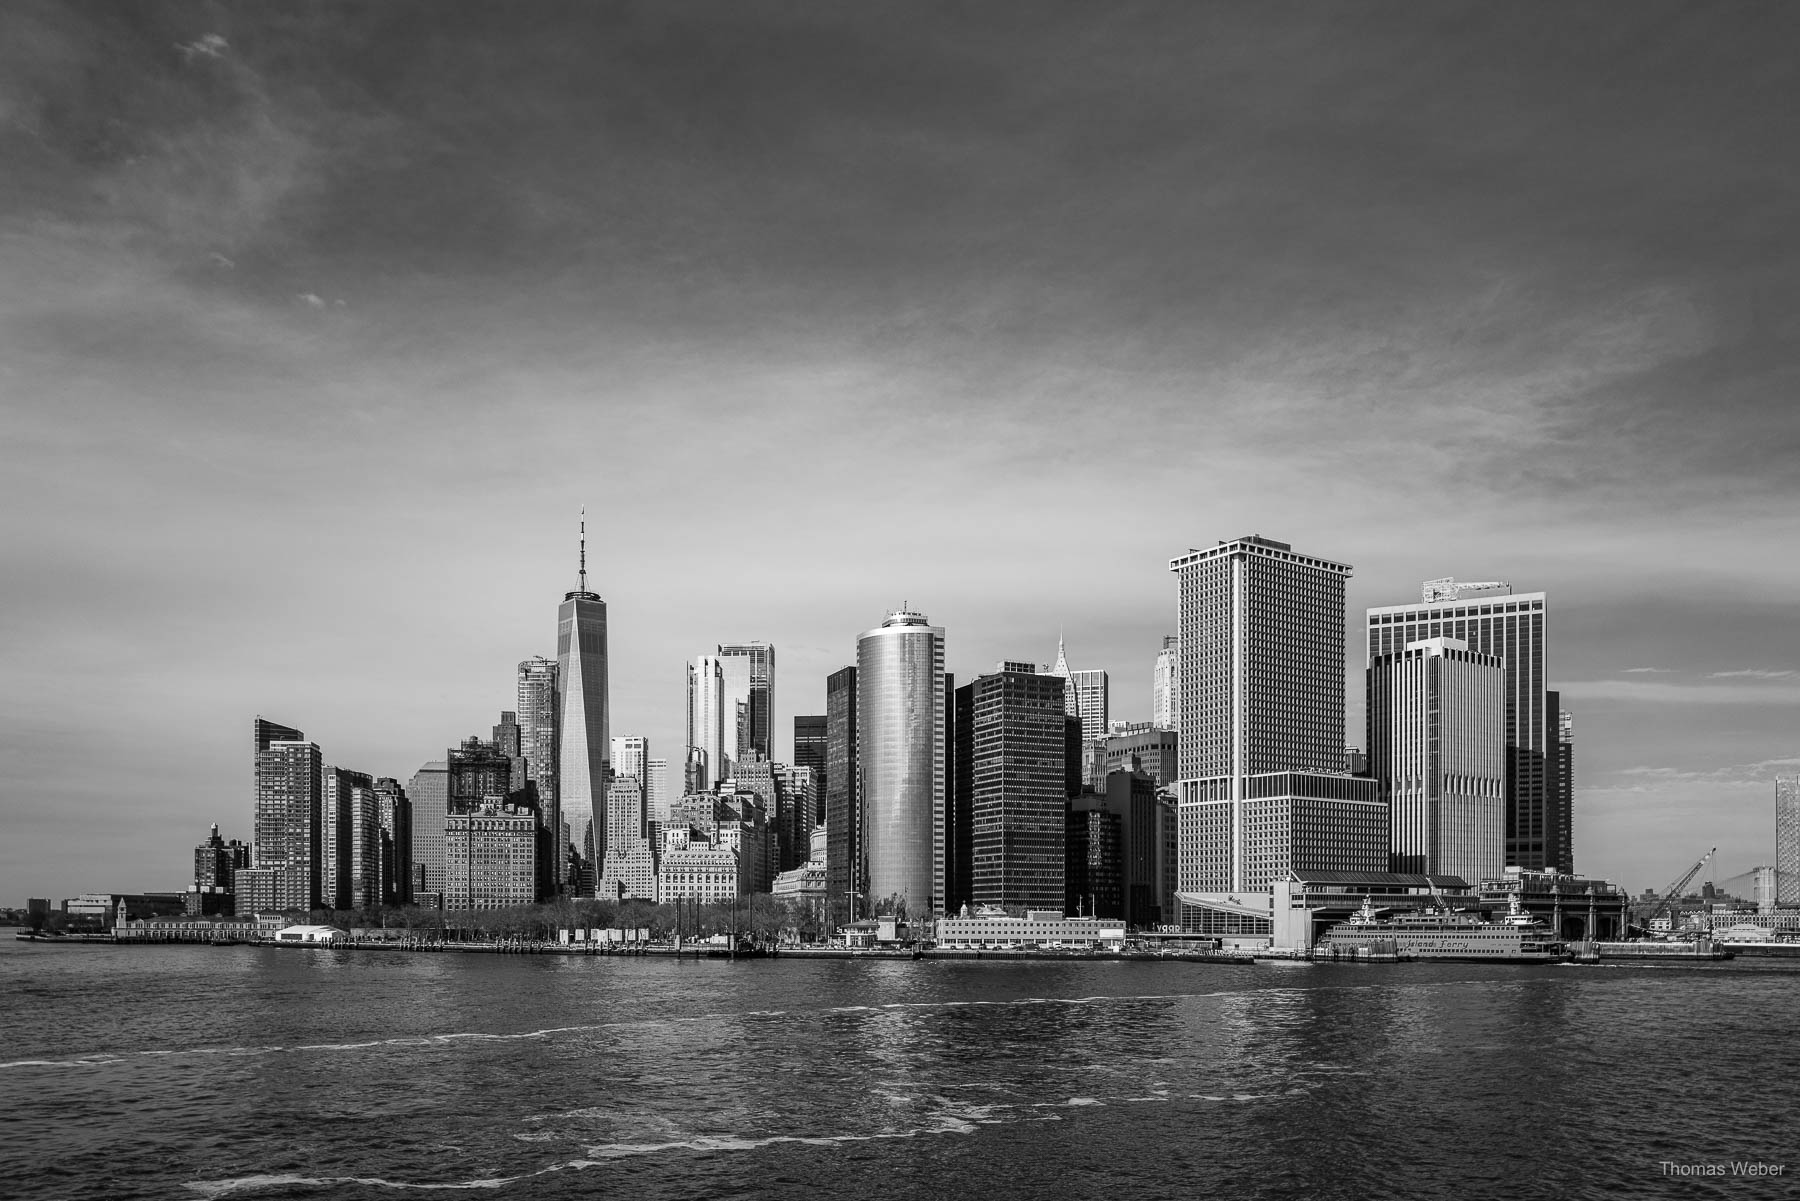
[1043,635,1109,746]
[1778,776,1800,905]
[858,610,946,917]
[612,735,648,801]
[1152,635,1179,731]
[556,511,610,895]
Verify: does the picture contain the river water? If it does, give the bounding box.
[4,940,1796,1199]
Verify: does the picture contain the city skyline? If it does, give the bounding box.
[5,4,1800,902]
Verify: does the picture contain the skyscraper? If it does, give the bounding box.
[252,724,324,912]
[1367,587,1563,870]
[645,757,671,823]
[516,657,559,846]
[954,668,1068,912]
[794,714,828,800]
[1366,637,1505,881]
[406,761,450,897]
[1042,636,1079,723]
[1553,704,1574,873]
[857,611,946,917]
[321,766,381,912]
[1152,635,1179,730]
[556,514,610,893]
[687,654,727,790]
[1171,536,1384,893]
[1777,776,1800,905]
[1071,670,1109,746]
[612,735,648,800]
[824,666,859,925]
[372,776,412,906]
[717,643,776,763]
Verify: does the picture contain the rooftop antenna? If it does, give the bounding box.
[579,506,588,593]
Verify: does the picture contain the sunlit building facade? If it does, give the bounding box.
[1152,635,1179,731]
[1368,590,1565,871]
[1367,637,1505,882]
[252,722,323,912]
[1171,536,1373,894]
[687,654,727,790]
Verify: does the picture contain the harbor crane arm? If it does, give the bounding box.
[1421,577,1513,603]
[1646,847,1716,931]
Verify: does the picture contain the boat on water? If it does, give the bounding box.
[1585,939,1733,961]
[1315,894,1568,963]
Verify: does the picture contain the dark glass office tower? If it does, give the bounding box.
[954,668,1068,912]
[794,714,828,800]
[824,666,858,927]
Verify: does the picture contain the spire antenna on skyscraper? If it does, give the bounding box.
[578,505,587,594]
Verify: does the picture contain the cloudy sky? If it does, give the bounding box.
[4,2,1797,903]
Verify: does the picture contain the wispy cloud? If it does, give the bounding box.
[175,34,229,63]
[1560,679,1800,705]
[1622,667,1676,674]
[1606,757,1800,785]
[1710,669,1798,680]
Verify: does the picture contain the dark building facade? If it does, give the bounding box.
[1066,770,1162,928]
[824,667,858,926]
[373,776,413,906]
[955,669,1068,912]
[794,715,828,801]
[449,734,515,814]
[190,823,250,915]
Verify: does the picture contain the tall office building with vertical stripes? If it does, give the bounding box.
[556,516,609,894]
[1366,589,1565,871]
[1366,637,1505,881]
[1170,536,1384,894]
[687,654,727,791]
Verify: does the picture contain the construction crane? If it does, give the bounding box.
[1421,577,1513,603]
[1632,847,1716,938]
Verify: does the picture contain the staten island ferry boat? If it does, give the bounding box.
[1316,893,1568,963]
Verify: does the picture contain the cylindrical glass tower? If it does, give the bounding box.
[856,610,945,918]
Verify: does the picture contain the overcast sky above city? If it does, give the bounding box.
[4,2,1798,902]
